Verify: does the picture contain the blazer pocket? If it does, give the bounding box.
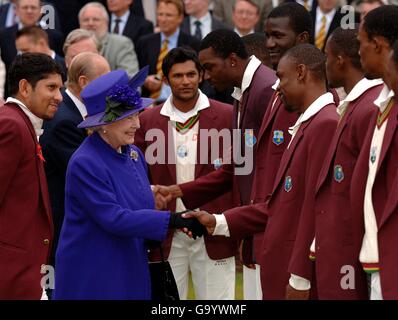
[0,240,27,253]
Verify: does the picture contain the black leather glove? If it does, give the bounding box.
[168,211,207,240]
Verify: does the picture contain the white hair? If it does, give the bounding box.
[78,2,109,23]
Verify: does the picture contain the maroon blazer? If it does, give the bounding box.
[297,84,382,300]
[227,103,339,299]
[134,99,237,261]
[351,98,398,300]
[225,94,299,264]
[0,103,53,299]
[180,64,277,210]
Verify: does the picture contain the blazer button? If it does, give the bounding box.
[250,199,254,204]
[43,239,50,245]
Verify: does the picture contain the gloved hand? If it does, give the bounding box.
[168,211,207,240]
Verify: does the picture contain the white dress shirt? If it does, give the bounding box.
[190,12,212,39]
[65,89,87,119]
[110,11,130,35]
[315,7,336,40]
[231,55,262,128]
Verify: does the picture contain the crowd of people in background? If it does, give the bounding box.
[1,0,398,301]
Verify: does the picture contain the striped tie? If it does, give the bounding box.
[315,16,327,50]
[150,39,169,99]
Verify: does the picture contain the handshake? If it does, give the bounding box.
[151,184,183,210]
[151,185,217,238]
[169,211,207,240]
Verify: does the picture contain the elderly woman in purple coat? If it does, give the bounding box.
[53,67,205,300]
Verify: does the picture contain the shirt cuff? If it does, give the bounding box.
[213,213,230,237]
[289,274,311,291]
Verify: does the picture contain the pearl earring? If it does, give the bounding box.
[103,130,107,134]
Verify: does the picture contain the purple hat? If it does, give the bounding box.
[78,66,153,128]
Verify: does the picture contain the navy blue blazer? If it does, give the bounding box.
[40,90,87,265]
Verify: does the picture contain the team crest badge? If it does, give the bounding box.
[245,129,257,147]
[213,158,223,170]
[334,165,344,183]
[130,150,138,161]
[177,145,188,158]
[284,176,292,192]
[370,146,377,164]
[273,130,284,146]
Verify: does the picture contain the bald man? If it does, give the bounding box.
[40,52,111,273]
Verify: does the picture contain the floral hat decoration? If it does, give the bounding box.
[78,66,152,129]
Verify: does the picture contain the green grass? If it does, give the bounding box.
[187,270,243,300]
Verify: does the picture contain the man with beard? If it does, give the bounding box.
[134,47,237,300]
[158,3,312,299]
[351,5,398,300]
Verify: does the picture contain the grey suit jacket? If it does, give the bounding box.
[100,33,139,77]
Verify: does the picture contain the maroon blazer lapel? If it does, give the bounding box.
[376,101,398,176]
[195,107,218,178]
[257,93,280,144]
[271,121,306,194]
[238,89,250,128]
[380,175,398,228]
[11,104,53,229]
[155,114,177,183]
[316,104,353,192]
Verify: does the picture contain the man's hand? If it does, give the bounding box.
[181,210,216,236]
[144,75,162,92]
[156,184,183,200]
[152,185,172,210]
[285,284,310,300]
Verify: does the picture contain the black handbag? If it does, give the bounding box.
[148,246,180,301]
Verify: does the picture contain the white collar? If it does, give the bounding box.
[6,97,43,138]
[316,7,336,23]
[112,10,130,23]
[337,78,383,115]
[234,28,255,38]
[160,89,210,122]
[289,92,334,136]
[272,78,280,90]
[374,83,394,112]
[191,12,211,25]
[65,89,87,119]
[231,55,261,101]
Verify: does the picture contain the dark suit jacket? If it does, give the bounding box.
[109,11,153,49]
[180,15,230,37]
[40,90,87,266]
[136,30,200,96]
[134,99,237,261]
[0,103,53,299]
[351,98,398,300]
[311,84,382,300]
[0,3,11,29]
[0,24,64,67]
